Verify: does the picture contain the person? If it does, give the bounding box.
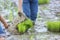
[18,0,38,24]
[0,15,8,29]
[0,15,9,40]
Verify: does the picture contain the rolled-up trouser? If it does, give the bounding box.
[0,23,5,34]
[0,23,6,37]
[23,0,38,21]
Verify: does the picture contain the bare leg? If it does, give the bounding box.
[0,37,5,40]
[0,15,8,29]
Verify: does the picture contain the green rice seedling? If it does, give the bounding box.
[17,22,27,34]
[38,0,50,5]
[46,21,60,32]
[16,19,33,34]
[24,19,33,27]
[9,10,13,22]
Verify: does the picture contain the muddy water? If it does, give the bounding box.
[0,0,60,40]
[6,0,60,40]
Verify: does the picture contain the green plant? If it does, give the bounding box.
[17,22,27,33]
[24,19,33,27]
[16,19,33,34]
[9,10,13,22]
[38,0,50,5]
[46,21,60,32]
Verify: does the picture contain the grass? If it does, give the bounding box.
[38,0,50,5]
[46,21,60,32]
[16,19,33,34]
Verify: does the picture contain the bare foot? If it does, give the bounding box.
[0,37,5,40]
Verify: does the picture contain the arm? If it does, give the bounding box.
[18,0,23,12]
[0,15,8,29]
